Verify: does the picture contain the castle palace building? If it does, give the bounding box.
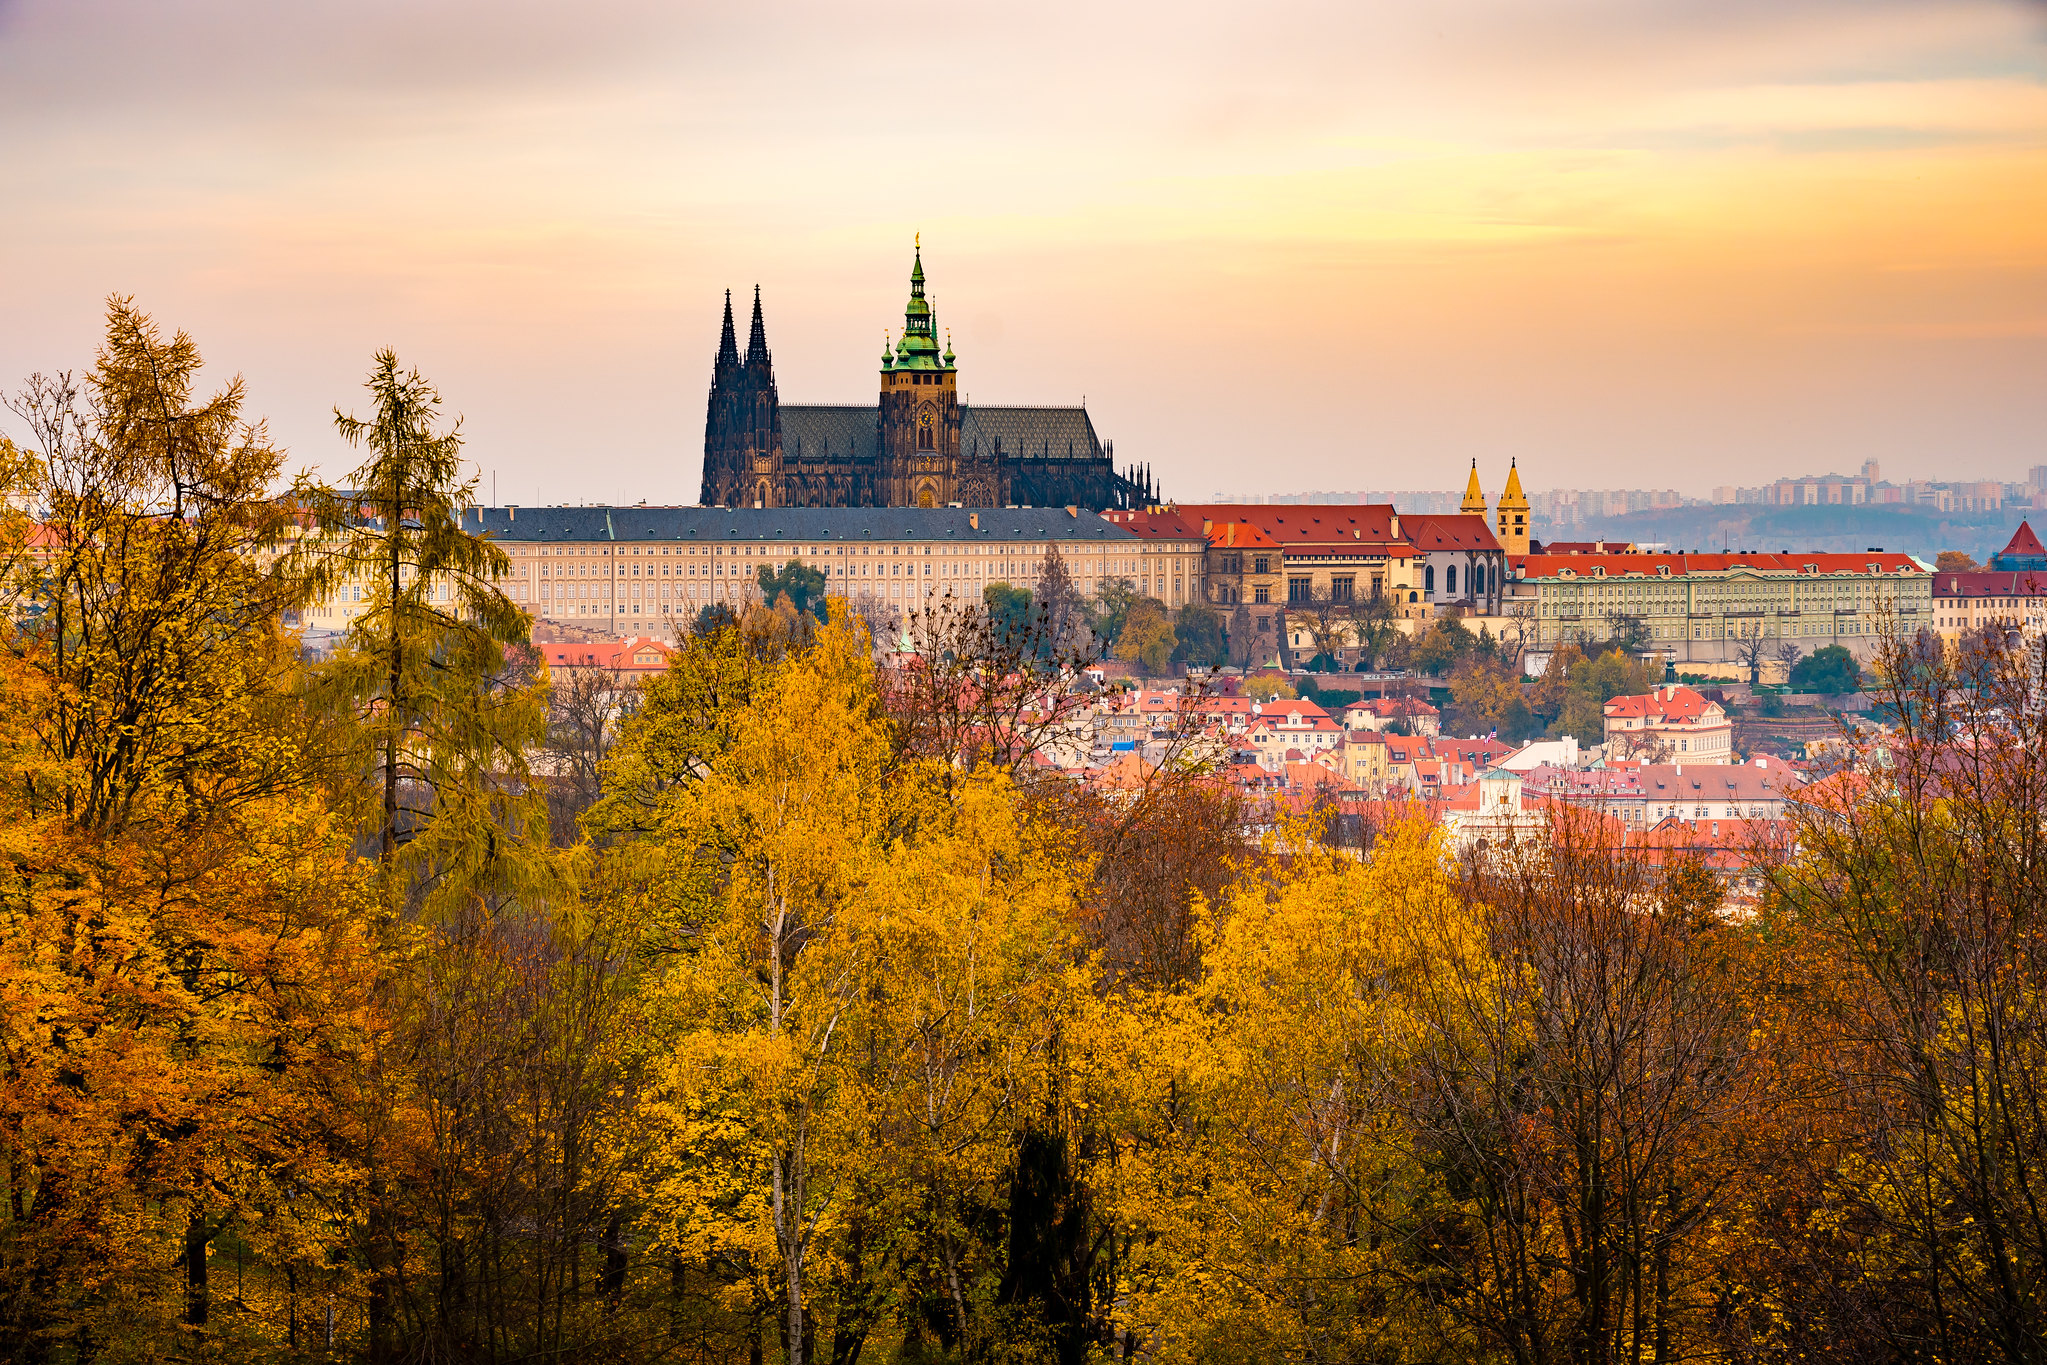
[700,245,1156,511]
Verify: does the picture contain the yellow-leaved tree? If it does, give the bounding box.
[621,614,1087,1364]
[1102,814,1468,1363]
[640,618,894,1365]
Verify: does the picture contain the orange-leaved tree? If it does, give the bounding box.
[0,300,382,1361]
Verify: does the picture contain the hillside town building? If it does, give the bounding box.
[1507,550,1933,666]
[1603,685,1733,764]
[1932,522,2047,645]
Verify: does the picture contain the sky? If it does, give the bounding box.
[1,0,2043,503]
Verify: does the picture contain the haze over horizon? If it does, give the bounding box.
[2,0,2043,504]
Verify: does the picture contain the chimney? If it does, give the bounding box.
[1067,505,1078,517]
[969,512,979,530]
[508,504,517,521]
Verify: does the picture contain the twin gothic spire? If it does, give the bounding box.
[712,285,773,375]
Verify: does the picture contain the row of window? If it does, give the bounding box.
[1422,564,1492,595]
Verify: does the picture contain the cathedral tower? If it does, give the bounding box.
[700,290,747,507]
[740,286,784,507]
[878,239,976,507]
[699,287,785,507]
[1496,458,1530,556]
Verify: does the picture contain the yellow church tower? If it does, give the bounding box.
[1460,458,1488,516]
[1495,457,1530,556]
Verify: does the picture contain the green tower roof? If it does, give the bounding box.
[886,236,954,373]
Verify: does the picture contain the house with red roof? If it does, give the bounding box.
[1244,698,1343,772]
[1521,756,1798,828]
[1933,523,2046,645]
[539,636,675,678]
[1603,685,1732,764]
[1342,696,1441,737]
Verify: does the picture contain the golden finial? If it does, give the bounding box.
[915,231,920,249]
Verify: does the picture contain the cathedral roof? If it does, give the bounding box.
[778,403,1105,464]
[782,404,882,462]
[962,406,1103,461]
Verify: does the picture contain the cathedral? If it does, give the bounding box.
[699,245,1157,511]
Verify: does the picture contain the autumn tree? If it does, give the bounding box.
[1170,602,1226,669]
[539,661,645,843]
[0,301,381,1362]
[886,590,1099,791]
[1107,815,1455,1362]
[984,581,1034,648]
[1398,807,1781,1364]
[288,351,547,908]
[1448,654,1534,740]
[1764,623,2047,1361]
[1111,597,1176,676]
[1035,543,1092,658]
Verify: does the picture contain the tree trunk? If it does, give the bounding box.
[600,1212,627,1311]
[183,1213,210,1327]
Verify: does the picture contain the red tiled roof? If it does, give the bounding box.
[1604,685,1720,723]
[1441,738,1515,766]
[1098,509,1208,541]
[541,636,675,671]
[1518,552,1924,578]
[2003,521,2045,557]
[1345,697,1440,718]
[1532,539,1635,555]
[1934,571,2047,598]
[1400,514,1504,554]
[1176,503,1407,552]
[1285,763,1360,793]
[1194,520,1281,549]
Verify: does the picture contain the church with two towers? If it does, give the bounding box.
[698,244,1156,511]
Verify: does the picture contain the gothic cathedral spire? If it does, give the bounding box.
[745,283,770,367]
[701,286,783,508]
[715,289,740,370]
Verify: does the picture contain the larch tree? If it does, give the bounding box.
[287,350,546,912]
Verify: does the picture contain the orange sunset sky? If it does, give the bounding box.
[1,0,2043,502]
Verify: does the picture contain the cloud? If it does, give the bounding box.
[0,0,2043,494]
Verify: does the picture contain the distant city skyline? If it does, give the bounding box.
[2,0,2043,503]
